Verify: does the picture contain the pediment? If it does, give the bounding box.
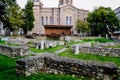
[60,5,78,11]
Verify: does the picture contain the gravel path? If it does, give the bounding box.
[54,48,67,55]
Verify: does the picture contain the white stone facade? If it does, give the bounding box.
[114,7,120,19]
[31,0,89,34]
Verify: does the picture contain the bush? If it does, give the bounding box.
[46,33,61,40]
[32,33,39,37]
[0,39,5,44]
[27,41,33,44]
[25,35,34,39]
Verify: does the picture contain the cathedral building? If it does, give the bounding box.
[31,0,89,35]
[114,7,120,19]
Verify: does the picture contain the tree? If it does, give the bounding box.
[0,0,6,22]
[24,1,34,34]
[8,4,25,29]
[0,0,25,32]
[3,1,25,35]
[76,20,89,34]
[87,7,119,36]
[0,0,5,15]
[0,0,15,30]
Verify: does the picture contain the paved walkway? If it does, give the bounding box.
[30,48,67,56]
[54,48,67,55]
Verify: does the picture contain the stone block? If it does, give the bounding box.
[16,53,119,79]
[0,45,29,58]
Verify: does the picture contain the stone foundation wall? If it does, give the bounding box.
[16,53,119,79]
[34,40,64,50]
[73,46,120,57]
[6,38,34,46]
[0,45,29,58]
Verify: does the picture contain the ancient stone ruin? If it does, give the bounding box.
[34,40,64,50]
[0,44,29,58]
[6,38,34,46]
[72,42,120,57]
[16,53,119,79]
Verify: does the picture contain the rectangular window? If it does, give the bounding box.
[66,16,68,25]
[46,17,48,25]
[41,17,44,25]
[50,17,53,24]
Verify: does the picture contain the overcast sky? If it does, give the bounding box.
[17,0,120,11]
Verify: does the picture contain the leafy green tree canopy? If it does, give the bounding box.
[0,0,5,15]
[76,20,89,33]
[8,4,25,29]
[0,0,6,22]
[87,6,119,36]
[24,1,34,32]
[0,0,25,32]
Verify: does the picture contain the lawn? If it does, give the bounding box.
[66,40,82,46]
[30,45,64,53]
[0,40,5,44]
[0,37,120,80]
[59,49,120,66]
[30,40,82,53]
[82,38,114,43]
[0,50,120,80]
[0,54,81,80]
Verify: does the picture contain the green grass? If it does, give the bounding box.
[0,40,5,44]
[105,45,120,48]
[0,40,20,46]
[6,43,20,46]
[82,38,113,43]
[30,45,64,53]
[59,49,120,66]
[0,54,91,80]
[66,41,82,46]
[0,37,119,80]
[30,40,83,53]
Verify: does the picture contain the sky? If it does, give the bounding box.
[17,0,120,11]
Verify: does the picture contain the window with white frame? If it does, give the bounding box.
[70,16,72,25]
[46,17,48,25]
[66,16,69,25]
[50,17,53,24]
[66,16,72,25]
[41,16,44,25]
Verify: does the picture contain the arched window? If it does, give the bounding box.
[46,17,48,25]
[41,16,44,25]
[70,16,72,25]
[66,16,68,25]
[50,17,53,24]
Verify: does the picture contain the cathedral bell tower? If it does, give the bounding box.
[30,0,45,34]
[59,0,73,6]
[30,0,43,7]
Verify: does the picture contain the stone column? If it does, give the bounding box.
[106,34,108,38]
[99,34,101,38]
[45,42,49,48]
[10,32,13,36]
[40,41,44,50]
[36,43,39,49]
[74,45,79,55]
